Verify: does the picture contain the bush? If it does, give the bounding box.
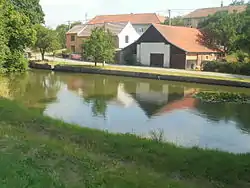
[202,61,250,75]
[235,51,249,63]
[3,50,28,72]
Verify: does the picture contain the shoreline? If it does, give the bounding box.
[1,97,250,187]
[29,62,250,88]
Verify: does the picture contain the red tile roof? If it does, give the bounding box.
[153,24,219,53]
[88,13,165,24]
[184,5,247,19]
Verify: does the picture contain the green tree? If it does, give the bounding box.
[34,25,60,60]
[0,0,36,72]
[70,21,82,29]
[198,11,242,54]
[55,24,68,48]
[83,27,116,66]
[10,0,44,24]
[230,0,245,5]
[164,16,184,26]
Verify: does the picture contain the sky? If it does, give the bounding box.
[40,0,234,27]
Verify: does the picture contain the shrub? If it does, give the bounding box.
[3,50,28,72]
[235,50,249,63]
[202,61,250,75]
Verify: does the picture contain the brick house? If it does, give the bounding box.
[66,22,140,54]
[88,13,166,35]
[183,5,247,28]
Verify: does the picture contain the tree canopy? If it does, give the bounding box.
[83,27,116,66]
[230,0,246,5]
[198,10,244,54]
[164,16,185,26]
[34,25,60,60]
[55,24,69,49]
[0,0,39,72]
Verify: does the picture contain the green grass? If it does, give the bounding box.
[41,61,250,83]
[1,98,250,188]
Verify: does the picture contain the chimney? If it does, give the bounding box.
[221,0,224,7]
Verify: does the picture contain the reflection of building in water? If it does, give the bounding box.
[109,83,135,108]
[128,82,197,118]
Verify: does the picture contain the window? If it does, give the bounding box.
[206,55,209,60]
[71,35,75,42]
[138,28,144,33]
[125,35,129,43]
[71,45,75,53]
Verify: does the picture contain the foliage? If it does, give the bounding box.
[70,21,82,29]
[230,0,246,5]
[34,24,60,60]
[0,0,36,72]
[55,24,68,48]
[164,16,185,26]
[83,27,116,66]
[198,11,242,53]
[194,91,250,103]
[202,61,250,75]
[10,0,44,24]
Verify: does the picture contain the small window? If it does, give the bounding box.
[138,28,144,33]
[206,55,209,60]
[125,35,129,43]
[71,45,75,53]
[71,35,75,42]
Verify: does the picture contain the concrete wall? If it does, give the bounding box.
[186,53,218,69]
[137,42,170,67]
[118,23,140,49]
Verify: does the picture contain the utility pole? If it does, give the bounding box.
[67,20,71,30]
[85,13,88,23]
[168,9,171,26]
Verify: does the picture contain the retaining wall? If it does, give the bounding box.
[29,63,250,88]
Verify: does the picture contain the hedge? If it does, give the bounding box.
[202,61,250,76]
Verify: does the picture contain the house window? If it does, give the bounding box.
[138,28,144,33]
[71,45,75,53]
[71,35,75,42]
[125,35,129,43]
[206,55,209,60]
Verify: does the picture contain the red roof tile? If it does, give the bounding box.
[153,24,218,53]
[88,13,165,24]
[184,5,247,19]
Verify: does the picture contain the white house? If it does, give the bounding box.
[66,22,140,53]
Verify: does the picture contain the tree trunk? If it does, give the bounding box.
[41,52,45,61]
[95,61,97,66]
[102,61,105,66]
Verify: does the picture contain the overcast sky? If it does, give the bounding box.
[40,0,234,27]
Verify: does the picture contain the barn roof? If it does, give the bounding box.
[152,24,219,53]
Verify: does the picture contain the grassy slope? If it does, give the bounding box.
[0,98,250,188]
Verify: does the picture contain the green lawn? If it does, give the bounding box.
[1,98,250,188]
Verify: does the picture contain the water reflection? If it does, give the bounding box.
[2,70,250,153]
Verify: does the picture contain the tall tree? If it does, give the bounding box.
[0,0,36,72]
[55,24,68,48]
[34,25,60,60]
[10,0,44,24]
[230,0,245,5]
[83,27,116,66]
[198,11,242,54]
[164,16,185,26]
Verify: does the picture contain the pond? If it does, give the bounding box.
[1,70,250,154]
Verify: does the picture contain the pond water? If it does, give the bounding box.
[1,70,250,153]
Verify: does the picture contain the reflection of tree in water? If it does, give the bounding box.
[195,101,250,133]
[2,71,62,111]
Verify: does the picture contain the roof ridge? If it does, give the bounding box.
[194,4,248,10]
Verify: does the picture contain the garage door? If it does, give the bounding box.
[150,53,164,67]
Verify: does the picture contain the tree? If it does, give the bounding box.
[198,11,242,54]
[55,24,68,48]
[10,0,44,24]
[34,25,60,60]
[0,0,36,72]
[164,16,185,26]
[83,27,116,66]
[70,21,82,29]
[230,0,245,5]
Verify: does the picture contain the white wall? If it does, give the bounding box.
[118,23,140,49]
[132,24,151,35]
[137,43,170,67]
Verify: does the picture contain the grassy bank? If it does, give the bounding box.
[1,98,250,188]
[39,60,250,83]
